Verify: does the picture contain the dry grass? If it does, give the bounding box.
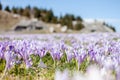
[0,68,54,80]
[0,11,22,31]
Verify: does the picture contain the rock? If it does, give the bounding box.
[61,26,67,32]
[49,27,55,33]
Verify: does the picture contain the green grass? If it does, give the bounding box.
[0,53,91,80]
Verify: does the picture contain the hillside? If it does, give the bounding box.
[0,11,22,32]
[81,20,114,33]
[0,10,115,33]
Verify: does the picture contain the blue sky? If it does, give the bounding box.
[1,0,120,32]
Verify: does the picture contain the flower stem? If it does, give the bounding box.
[54,60,56,69]
[0,67,7,80]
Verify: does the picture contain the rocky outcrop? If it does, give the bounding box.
[80,20,114,33]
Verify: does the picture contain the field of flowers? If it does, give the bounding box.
[0,33,120,80]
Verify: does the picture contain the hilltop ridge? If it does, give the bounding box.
[0,10,115,33]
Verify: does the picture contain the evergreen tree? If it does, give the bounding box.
[44,10,54,22]
[109,26,116,32]
[22,6,31,18]
[74,22,84,30]
[5,6,11,12]
[12,7,17,13]
[33,7,41,18]
[76,16,83,21]
[103,22,116,32]
[22,5,31,18]
[51,16,58,23]
[26,5,31,10]
[22,9,30,18]
[18,8,24,15]
[59,14,73,29]
[0,2,2,10]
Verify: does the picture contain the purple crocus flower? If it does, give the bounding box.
[50,49,62,61]
[4,50,15,70]
[25,58,33,69]
[88,49,97,61]
[37,47,47,58]
[64,45,75,62]
[0,46,5,59]
[115,67,120,80]
[65,48,74,62]
[76,53,87,65]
